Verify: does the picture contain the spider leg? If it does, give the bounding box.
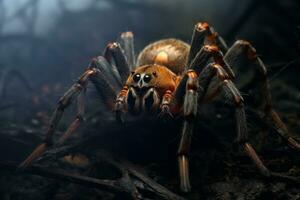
[104,42,130,84]
[225,40,300,151]
[19,62,117,169]
[198,63,270,176]
[19,69,94,169]
[158,90,174,119]
[190,44,235,80]
[187,22,211,66]
[177,70,199,192]
[187,22,228,66]
[221,78,270,177]
[175,62,272,192]
[175,45,233,106]
[91,56,122,90]
[201,63,270,176]
[103,39,133,122]
[119,31,136,70]
[57,87,86,145]
[175,45,221,106]
[115,85,128,123]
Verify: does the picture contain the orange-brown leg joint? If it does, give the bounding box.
[186,70,198,78]
[196,22,209,31]
[212,64,229,81]
[203,45,219,54]
[186,70,198,91]
[196,22,218,45]
[115,86,129,123]
[203,45,225,65]
[161,90,173,106]
[160,90,175,116]
[116,85,129,102]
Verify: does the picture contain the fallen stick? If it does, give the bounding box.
[0,160,186,200]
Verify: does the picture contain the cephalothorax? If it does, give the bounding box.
[115,38,189,117]
[20,22,300,193]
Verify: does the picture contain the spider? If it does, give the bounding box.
[20,22,300,193]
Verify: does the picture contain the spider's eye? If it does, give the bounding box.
[143,74,152,83]
[133,73,141,82]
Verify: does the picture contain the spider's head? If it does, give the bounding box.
[124,64,177,115]
[130,66,157,92]
[125,65,160,115]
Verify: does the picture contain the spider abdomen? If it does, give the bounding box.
[137,39,190,75]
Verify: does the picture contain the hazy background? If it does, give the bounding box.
[1,1,300,199]
[0,0,299,121]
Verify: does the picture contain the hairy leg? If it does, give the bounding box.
[196,62,270,176]
[225,40,300,151]
[103,36,136,122]
[175,45,221,106]
[175,47,272,190]
[20,32,133,168]
[175,62,240,192]
[115,85,128,123]
[221,79,270,176]
[187,22,228,66]
[19,63,117,168]
[103,42,130,84]
[158,90,174,118]
[177,70,199,192]
[119,31,136,70]
[57,85,86,145]
[90,56,122,90]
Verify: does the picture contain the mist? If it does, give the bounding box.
[0,0,300,199]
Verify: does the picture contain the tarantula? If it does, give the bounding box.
[20,22,300,192]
